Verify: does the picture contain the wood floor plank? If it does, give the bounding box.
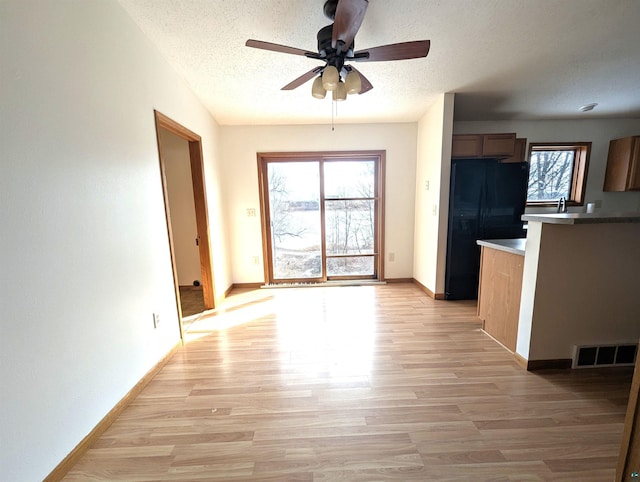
[61,283,634,481]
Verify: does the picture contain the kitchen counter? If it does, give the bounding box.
[476,238,526,256]
[522,212,640,225]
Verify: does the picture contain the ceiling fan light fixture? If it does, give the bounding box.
[345,70,361,95]
[333,82,347,101]
[322,65,339,91]
[311,76,327,99]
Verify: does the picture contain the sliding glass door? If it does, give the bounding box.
[258,151,385,284]
[267,161,322,280]
[324,160,376,277]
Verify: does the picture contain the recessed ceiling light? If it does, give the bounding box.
[579,103,598,112]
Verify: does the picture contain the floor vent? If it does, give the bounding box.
[572,343,638,369]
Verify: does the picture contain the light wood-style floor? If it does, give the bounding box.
[63,283,633,481]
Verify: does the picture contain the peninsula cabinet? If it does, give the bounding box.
[476,240,525,352]
[603,135,640,191]
[451,133,516,159]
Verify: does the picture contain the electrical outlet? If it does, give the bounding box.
[425,180,430,191]
[253,256,260,265]
[247,208,256,217]
[432,204,438,216]
[388,252,395,262]
[153,312,160,329]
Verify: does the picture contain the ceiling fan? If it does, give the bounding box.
[246,0,430,101]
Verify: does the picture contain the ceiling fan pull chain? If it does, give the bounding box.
[332,100,335,131]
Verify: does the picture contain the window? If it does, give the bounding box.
[526,142,591,206]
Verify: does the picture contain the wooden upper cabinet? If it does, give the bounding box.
[501,138,527,163]
[483,133,517,157]
[451,135,484,158]
[603,136,640,192]
[451,133,516,159]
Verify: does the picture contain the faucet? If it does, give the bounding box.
[557,196,567,213]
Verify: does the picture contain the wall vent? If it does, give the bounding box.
[572,343,638,369]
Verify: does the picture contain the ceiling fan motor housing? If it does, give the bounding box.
[323,0,338,20]
[317,24,353,71]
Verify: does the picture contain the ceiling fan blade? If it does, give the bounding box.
[348,66,373,94]
[246,39,320,59]
[354,40,430,62]
[281,67,324,90]
[332,0,368,51]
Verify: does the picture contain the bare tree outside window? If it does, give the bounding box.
[527,149,575,202]
[268,167,307,244]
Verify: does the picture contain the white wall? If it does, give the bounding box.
[219,123,418,283]
[0,1,229,480]
[454,119,640,213]
[159,128,202,286]
[413,94,455,295]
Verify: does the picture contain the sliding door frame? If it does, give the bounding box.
[257,150,385,285]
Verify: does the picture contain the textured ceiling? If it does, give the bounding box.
[118,0,640,125]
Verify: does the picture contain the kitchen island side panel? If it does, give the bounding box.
[526,222,640,361]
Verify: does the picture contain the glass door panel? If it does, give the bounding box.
[327,256,375,277]
[324,160,375,198]
[267,162,323,280]
[325,200,375,256]
[323,160,377,278]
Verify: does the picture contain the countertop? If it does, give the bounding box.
[521,212,640,225]
[476,238,526,256]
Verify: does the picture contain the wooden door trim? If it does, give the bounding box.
[617,342,640,481]
[154,111,215,338]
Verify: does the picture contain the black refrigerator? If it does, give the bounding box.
[444,158,529,300]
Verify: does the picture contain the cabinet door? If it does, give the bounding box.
[452,135,483,158]
[477,247,523,351]
[501,138,527,163]
[604,136,640,192]
[483,133,516,157]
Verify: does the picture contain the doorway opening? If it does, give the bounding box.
[257,151,385,285]
[154,111,215,337]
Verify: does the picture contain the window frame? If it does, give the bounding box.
[526,142,591,207]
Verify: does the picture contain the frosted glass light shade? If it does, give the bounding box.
[322,65,339,91]
[311,76,326,99]
[332,82,347,101]
[345,71,361,95]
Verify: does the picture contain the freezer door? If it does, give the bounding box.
[482,161,529,239]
